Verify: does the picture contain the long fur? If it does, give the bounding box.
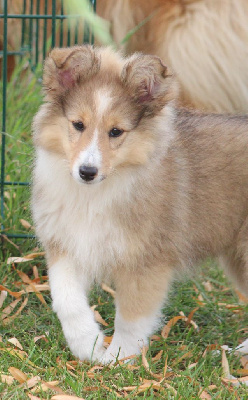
[32,46,248,363]
[97,0,248,112]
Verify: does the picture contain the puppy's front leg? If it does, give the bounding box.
[48,256,105,361]
[102,266,173,363]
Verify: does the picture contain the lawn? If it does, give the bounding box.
[0,62,248,400]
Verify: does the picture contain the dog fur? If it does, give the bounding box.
[32,45,248,363]
[97,0,248,113]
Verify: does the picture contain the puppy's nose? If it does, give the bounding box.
[79,165,98,182]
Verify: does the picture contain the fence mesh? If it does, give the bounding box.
[0,0,96,240]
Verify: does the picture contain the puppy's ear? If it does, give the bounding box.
[121,54,176,117]
[43,45,100,100]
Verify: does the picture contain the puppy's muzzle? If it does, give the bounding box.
[79,165,98,182]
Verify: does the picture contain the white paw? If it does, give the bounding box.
[64,325,106,361]
[100,337,145,364]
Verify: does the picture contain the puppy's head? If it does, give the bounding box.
[34,45,177,184]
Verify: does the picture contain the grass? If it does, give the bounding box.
[1,63,248,400]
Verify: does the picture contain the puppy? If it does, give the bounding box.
[97,0,248,113]
[32,45,248,363]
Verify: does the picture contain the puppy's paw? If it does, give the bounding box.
[65,327,106,361]
[100,338,144,364]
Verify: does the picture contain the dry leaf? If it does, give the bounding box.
[101,283,116,298]
[222,346,231,378]
[1,298,22,319]
[8,366,28,383]
[24,376,41,389]
[179,311,199,330]
[51,396,85,400]
[0,290,7,308]
[152,350,163,362]
[7,252,45,265]
[0,285,22,299]
[161,316,184,339]
[8,337,23,350]
[3,297,28,325]
[33,266,39,280]
[20,219,32,230]
[17,270,48,307]
[34,333,49,343]
[199,389,212,399]
[91,306,108,326]
[0,374,15,385]
[141,346,163,380]
[28,395,43,400]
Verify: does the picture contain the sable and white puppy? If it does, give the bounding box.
[32,45,248,363]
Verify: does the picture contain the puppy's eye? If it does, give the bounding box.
[72,121,85,132]
[109,128,124,138]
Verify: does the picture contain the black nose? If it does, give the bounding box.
[79,165,98,181]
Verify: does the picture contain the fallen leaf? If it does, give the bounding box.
[23,375,41,389]
[199,389,212,399]
[141,346,163,380]
[152,350,163,362]
[34,333,49,343]
[3,297,28,325]
[0,374,15,385]
[101,283,116,298]
[7,252,45,265]
[161,316,184,339]
[51,396,85,400]
[8,366,28,383]
[1,298,22,319]
[203,281,213,292]
[91,305,108,326]
[20,219,32,230]
[222,346,231,378]
[28,395,43,400]
[8,337,23,350]
[0,290,7,308]
[179,311,199,330]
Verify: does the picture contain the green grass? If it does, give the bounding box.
[1,64,248,399]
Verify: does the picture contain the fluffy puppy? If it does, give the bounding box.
[32,45,248,363]
[97,0,248,113]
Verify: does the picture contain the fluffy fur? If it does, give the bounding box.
[32,45,248,363]
[97,0,248,112]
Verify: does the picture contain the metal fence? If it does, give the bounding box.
[0,0,96,240]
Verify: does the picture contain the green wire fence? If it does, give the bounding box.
[0,0,96,240]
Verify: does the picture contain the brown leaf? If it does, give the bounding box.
[152,350,163,362]
[199,389,212,399]
[7,252,45,265]
[203,281,213,292]
[20,219,32,230]
[161,316,185,339]
[8,337,23,350]
[0,374,15,385]
[28,395,43,400]
[91,306,108,326]
[17,270,48,307]
[222,347,231,378]
[101,283,116,298]
[8,366,28,383]
[1,298,22,319]
[141,346,163,380]
[34,333,49,343]
[0,290,7,308]
[24,376,41,389]
[51,396,85,400]
[3,297,28,325]
[0,285,22,298]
